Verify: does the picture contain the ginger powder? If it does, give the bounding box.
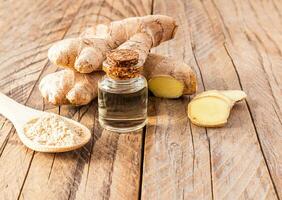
[23,114,85,146]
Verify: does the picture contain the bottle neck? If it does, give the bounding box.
[104,75,142,85]
[100,75,147,93]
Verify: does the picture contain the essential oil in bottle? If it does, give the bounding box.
[98,49,148,132]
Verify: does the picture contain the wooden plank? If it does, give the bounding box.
[1,0,151,200]
[0,1,85,199]
[187,0,279,199]
[0,0,80,102]
[142,1,212,199]
[206,0,282,198]
[142,97,212,200]
[142,0,279,199]
[0,0,81,158]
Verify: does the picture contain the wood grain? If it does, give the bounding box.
[187,0,278,198]
[189,0,280,198]
[0,0,281,199]
[0,0,84,198]
[0,0,151,199]
[208,0,282,198]
[0,0,81,159]
[142,1,213,199]
[141,0,280,199]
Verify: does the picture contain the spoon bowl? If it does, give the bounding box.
[0,93,91,153]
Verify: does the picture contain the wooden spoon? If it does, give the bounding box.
[0,93,91,153]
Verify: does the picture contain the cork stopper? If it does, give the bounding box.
[103,49,143,80]
[107,49,139,67]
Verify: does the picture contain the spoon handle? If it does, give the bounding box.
[0,92,29,124]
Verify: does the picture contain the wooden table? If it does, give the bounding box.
[0,0,281,199]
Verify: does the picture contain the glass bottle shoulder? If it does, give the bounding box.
[98,75,147,94]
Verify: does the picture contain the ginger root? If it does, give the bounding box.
[188,90,246,127]
[48,15,177,73]
[40,53,197,105]
[144,54,197,98]
[39,70,103,105]
[94,21,196,98]
[42,15,197,105]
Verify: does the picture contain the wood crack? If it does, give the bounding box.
[206,133,214,200]
[0,129,15,158]
[47,154,56,181]
[246,0,282,55]
[67,109,97,200]
[102,134,120,200]
[207,0,281,195]
[127,0,142,16]
[84,121,96,192]
[14,0,88,198]
[16,151,35,200]
[199,0,218,34]
[187,103,195,189]
[0,119,7,130]
[243,29,282,116]
[210,0,233,43]
[138,127,146,200]
[273,105,282,126]
[0,46,45,67]
[150,0,154,15]
[223,43,280,200]
[270,0,282,23]
[96,0,112,23]
[67,147,92,200]
[250,31,281,87]
[78,103,92,121]
[190,33,214,200]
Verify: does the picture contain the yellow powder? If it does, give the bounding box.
[23,114,85,146]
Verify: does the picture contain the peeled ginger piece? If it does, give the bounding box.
[148,76,184,98]
[195,90,246,103]
[187,90,246,127]
[193,90,234,106]
[188,96,231,127]
[220,90,247,102]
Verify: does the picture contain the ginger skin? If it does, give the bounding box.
[39,70,103,105]
[144,54,197,98]
[94,22,196,98]
[48,15,178,73]
[41,15,197,105]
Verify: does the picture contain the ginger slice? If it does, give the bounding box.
[148,76,184,98]
[188,90,247,127]
[188,96,231,127]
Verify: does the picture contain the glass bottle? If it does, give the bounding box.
[98,49,148,132]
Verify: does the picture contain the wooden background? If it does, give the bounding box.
[0,0,281,199]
